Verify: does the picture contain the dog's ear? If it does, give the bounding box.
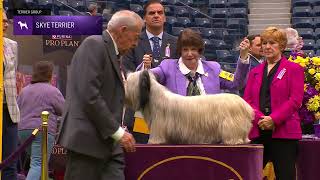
[139,70,150,109]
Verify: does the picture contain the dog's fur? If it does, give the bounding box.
[125,70,254,145]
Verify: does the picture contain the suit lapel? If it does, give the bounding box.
[175,62,187,95]
[102,31,123,87]
[141,31,152,55]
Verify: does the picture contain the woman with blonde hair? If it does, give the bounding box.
[244,27,304,180]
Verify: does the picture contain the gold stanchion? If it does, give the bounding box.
[0,1,4,179]
[41,111,49,180]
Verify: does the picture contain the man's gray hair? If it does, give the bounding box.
[285,28,299,39]
[285,28,299,47]
[88,3,97,13]
[107,10,144,31]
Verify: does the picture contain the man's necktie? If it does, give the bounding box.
[151,37,161,65]
[186,72,201,96]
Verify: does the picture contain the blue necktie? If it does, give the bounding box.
[151,37,161,65]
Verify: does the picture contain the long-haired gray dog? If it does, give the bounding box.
[125,70,254,145]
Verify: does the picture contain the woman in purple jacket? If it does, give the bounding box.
[244,27,304,180]
[17,61,65,180]
[132,28,251,143]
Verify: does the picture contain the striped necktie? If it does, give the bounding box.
[186,72,201,96]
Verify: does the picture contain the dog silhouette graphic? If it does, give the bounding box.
[17,21,28,30]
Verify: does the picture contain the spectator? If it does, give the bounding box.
[86,3,98,16]
[247,34,264,69]
[2,11,20,180]
[18,61,65,180]
[237,35,264,96]
[244,27,304,180]
[284,28,304,58]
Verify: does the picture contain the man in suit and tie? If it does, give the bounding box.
[247,34,264,69]
[57,10,144,180]
[2,11,20,180]
[122,0,178,144]
[123,0,178,72]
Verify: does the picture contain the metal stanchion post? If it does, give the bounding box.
[0,1,4,179]
[41,111,49,180]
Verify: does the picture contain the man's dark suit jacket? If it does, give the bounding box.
[122,30,178,72]
[57,31,124,159]
[250,55,262,70]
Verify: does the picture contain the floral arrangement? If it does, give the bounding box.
[289,55,320,124]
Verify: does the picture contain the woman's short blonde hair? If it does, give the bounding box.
[260,27,288,51]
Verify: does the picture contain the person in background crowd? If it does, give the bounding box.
[284,27,304,58]
[57,10,143,180]
[122,0,178,144]
[2,11,20,180]
[247,34,264,69]
[244,27,304,180]
[18,61,65,180]
[237,35,264,96]
[86,3,98,16]
[123,0,177,72]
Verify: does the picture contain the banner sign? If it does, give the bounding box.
[125,144,263,180]
[42,35,82,53]
[14,9,51,16]
[13,16,102,35]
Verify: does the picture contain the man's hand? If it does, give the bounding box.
[143,54,152,69]
[258,116,274,130]
[120,131,136,152]
[239,38,250,60]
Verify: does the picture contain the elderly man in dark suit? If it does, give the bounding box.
[123,0,177,72]
[57,10,144,180]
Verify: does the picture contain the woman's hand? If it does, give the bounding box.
[239,38,250,60]
[143,54,152,69]
[258,116,275,130]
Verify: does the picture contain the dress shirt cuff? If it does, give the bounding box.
[111,127,125,142]
[239,56,250,64]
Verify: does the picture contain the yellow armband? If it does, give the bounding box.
[219,70,234,81]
